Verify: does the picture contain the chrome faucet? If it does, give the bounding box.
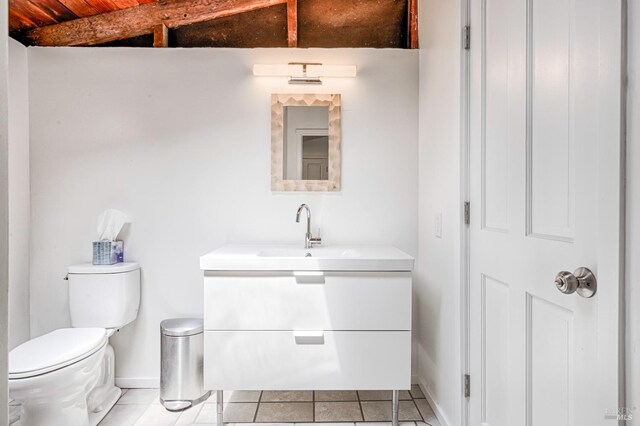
[296,204,322,249]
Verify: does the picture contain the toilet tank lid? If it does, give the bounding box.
[68,262,140,274]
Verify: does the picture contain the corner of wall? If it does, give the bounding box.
[1,4,11,422]
[416,0,464,425]
[418,376,452,426]
[7,37,31,350]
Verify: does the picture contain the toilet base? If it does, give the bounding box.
[10,342,122,426]
[87,388,120,426]
[87,343,121,425]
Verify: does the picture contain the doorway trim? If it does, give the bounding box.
[459,0,471,424]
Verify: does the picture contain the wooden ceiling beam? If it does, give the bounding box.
[286,0,297,47]
[25,0,287,46]
[153,23,168,47]
[408,0,418,49]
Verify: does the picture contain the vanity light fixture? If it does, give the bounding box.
[253,62,357,85]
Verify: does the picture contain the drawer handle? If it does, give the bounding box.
[293,330,325,345]
[293,271,325,284]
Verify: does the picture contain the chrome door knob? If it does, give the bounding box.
[554,267,597,298]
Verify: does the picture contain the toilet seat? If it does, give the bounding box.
[9,328,107,379]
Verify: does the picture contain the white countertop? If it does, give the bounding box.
[200,245,414,271]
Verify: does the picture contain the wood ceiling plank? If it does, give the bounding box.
[26,0,287,46]
[26,0,77,21]
[9,0,75,30]
[84,0,129,13]
[58,0,101,17]
[9,9,39,32]
[108,0,140,9]
[287,0,297,47]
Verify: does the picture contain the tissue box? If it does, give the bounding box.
[92,241,124,265]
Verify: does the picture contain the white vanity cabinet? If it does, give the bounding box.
[200,245,414,392]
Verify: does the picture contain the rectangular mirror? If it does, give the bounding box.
[271,94,341,191]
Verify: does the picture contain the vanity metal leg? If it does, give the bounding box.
[392,390,399,426]
[217,390,224,426]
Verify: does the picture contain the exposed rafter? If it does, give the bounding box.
[287,0,297,48]
[25,0,287,46]
[153,23,168,47]
[408,0,418,49]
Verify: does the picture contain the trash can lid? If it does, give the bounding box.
[160,318,204,337]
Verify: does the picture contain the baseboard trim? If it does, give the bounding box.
[418,376,451,426]
[412,374,419,385]
[115,377,159,389]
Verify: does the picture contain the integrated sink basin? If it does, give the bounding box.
[257,249,316,258]
[257,248,362,258]
[200,245,414,271]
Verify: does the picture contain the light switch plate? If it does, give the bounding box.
[435,213,442,238]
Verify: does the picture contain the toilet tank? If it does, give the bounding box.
[68,262,141,329]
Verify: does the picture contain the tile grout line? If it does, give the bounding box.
[357,391,365,422]
[411,396,425,423]
[252,391,263,423]
[408,388,424,423]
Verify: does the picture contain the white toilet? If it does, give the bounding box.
[9,262,141,426]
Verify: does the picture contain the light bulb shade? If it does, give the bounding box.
[253,64,304,77]
[306,64,357,78]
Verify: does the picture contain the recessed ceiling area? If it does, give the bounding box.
[9,0,419,48]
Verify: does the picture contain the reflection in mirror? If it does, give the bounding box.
[283,106,329,180]
[271,93,341,192]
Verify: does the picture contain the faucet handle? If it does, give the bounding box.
[309,236,322,247]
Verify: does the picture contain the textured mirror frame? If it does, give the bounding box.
[271,93,341,192]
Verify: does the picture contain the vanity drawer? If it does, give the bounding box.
[203,330,411,390]
[203,271,411,331]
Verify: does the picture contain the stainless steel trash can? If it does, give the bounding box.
[160,318,211,411]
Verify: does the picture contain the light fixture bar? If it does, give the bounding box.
[253,62,357,84]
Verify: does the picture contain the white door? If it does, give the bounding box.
[468,0,624,425]
[302,158,328,180]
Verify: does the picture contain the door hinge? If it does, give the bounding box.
[464,374,470,398]
[464,202,470,225]
[463,25,471,50]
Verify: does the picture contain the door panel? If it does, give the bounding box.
[482,0,510,233]
[527,294,574,426]
[481,275,509,426]
[469,0,622,425]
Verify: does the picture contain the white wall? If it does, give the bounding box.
[627,0,640,420]
[416,0,463,425]
[0,1,10,421]
[27,47,419,385]
[8,38,30,351]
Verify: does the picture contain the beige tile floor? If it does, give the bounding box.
[97,386,442,426]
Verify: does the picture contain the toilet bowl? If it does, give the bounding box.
[9,262,140,426]
[9,328,114,426]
